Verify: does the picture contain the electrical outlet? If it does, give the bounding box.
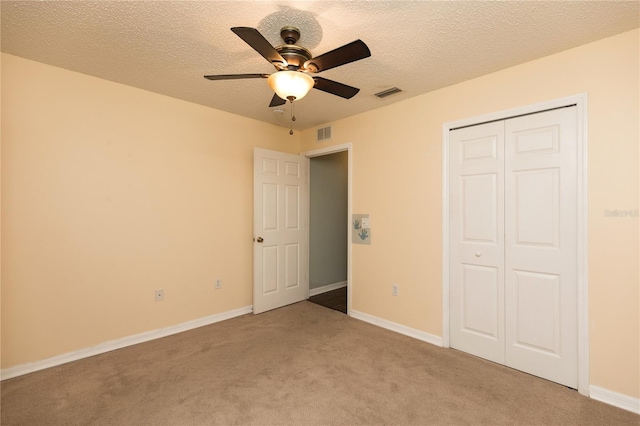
[215,279,222,289]
[155,289,164,302]
[392,284,399,297]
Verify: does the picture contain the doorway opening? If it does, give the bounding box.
[303,143,352,315]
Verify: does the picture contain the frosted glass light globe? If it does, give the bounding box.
[268,71,314,101]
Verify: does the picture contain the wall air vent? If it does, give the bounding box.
[317,125,332,142]
[374,87,403,98]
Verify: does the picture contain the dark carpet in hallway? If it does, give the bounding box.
[308,286,347,313]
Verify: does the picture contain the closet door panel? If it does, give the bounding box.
[504,107,578,388]
[449,121,505,364]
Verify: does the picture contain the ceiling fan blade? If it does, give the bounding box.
[313,77,360,99]
[269,93,287,107]
[204,73,269,80]
[304,40,371,73]
[231,27,287,67]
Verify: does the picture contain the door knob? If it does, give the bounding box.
[256,237,264,243]
[475,251,482,257]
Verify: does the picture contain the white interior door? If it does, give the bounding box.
[449,121,506,364]
[253,148,308,314]
[449,106,578,388]
[504,108,577,387]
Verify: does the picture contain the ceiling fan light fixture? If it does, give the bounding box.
[268,71,314,101]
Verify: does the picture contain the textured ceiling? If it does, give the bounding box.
[2,1,639,130]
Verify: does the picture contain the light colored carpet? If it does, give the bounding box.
[1,301,638,425]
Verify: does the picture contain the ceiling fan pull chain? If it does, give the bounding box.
[289,105,294,135]
[289,100,295,135]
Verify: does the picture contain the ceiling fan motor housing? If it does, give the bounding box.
[277,45,312,69]
[276,26,312,70]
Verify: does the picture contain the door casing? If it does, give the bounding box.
[441,94,589,395]
[302,143,353,315]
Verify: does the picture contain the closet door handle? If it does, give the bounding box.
[256,237,264,243]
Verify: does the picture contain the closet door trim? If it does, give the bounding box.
[441,93,589,396]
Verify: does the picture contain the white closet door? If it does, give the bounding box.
[449,121,505,364]
[449,106,578,388]
[504,107,578,387]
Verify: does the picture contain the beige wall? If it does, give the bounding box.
[300,29,640,398]
[1,53,299,367]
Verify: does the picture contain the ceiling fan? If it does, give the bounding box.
[204,26,371,108]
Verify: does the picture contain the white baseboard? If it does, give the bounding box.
[309,281,347,297]
[350,309,443,347]
[589,385,640,414]
[1,305,253,381]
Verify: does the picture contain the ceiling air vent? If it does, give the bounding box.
[317,126,332,142]
[374,87,402,98]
